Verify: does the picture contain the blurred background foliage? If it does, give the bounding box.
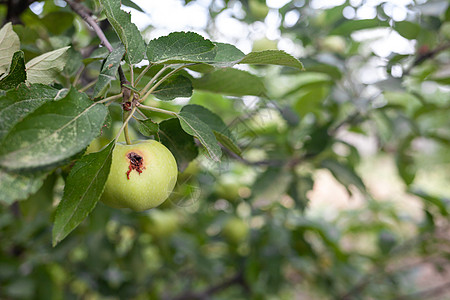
[1,0,450,299]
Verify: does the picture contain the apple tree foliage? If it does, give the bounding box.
[0,0,449,299]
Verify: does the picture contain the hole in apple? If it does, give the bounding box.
[126,151,145,180]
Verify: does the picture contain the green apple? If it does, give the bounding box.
[86,122,138,154]
[143,210,180,237]
[440,22,450,40]
[252,38,278,52]
[222,217,249,244]
[249,0,269,20]
[319,35,347,54]
[101,140,178,211]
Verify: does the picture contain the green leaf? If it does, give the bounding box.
[186,42,246,72]
[63,48,83,77]
[83,47,110,65]
[0,169,46,205]
[147,32,217,64]
[191,68,266,96]
[100,0,146,64]
[303,124,331,156]
[239,50,304,70]
[159,118,198,171]
[93,45,125,98]
[121,0,145,12]
[0,88,108,171]
[40,12,74,35]
[395,21,421,40]
[181,104,240,155]
[0,51,26,90]
[288,174,313,212]
[0,84,63,140]
[137,118,159,140]
[252,167,292,204]
[153,75,193,100]
[25,46,70,84]
[213,42,245,64]
[177,111,222,162]
[321,159,366,194]
[52,141,115,246]
[411,190,449,217]
[396,137,416,186]
[0,22,20,75]
[331,19,389,36]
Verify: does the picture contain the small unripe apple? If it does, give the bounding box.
[249,0,269,20]
[142,210,180,238]
[319,35,347,54]
[101,140,178,211]
[252,38,278,52]
[222,217,249,244]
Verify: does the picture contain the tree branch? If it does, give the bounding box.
[3,0,38,25]
[170,272,247,300]
[394,281,450,300]
[404,42,450,75]
[65,0,130,88]
[65,0,113,52]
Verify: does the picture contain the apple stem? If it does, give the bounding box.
[124,122,132,145]
[115,106,137,143]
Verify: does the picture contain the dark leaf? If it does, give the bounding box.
[137,118,160,141]
[0,51,26,90]
[93,45,125,98]
[153,75,193,100]
[177,111,222,161]
[52,141,115,246]
[159,118,198,171]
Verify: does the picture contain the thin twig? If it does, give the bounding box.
[394,281,450,300]
[97,93,123,104]
[171,272,246,300]
[404,42,450,75]
[135,63,154,86]
[141,65,188,101]
[65,0,113,52]
[140,65,170,99]
[65,0,129,87]
[79,79,97,92]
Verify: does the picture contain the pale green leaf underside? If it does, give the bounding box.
[100,0,145,64]
[177,111,221,162]
[25,46,70,84]
[0,22,20,75]
[0,88,108,171]
[52,141,115,246]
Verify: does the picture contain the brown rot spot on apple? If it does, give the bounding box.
[126,152,146,180]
